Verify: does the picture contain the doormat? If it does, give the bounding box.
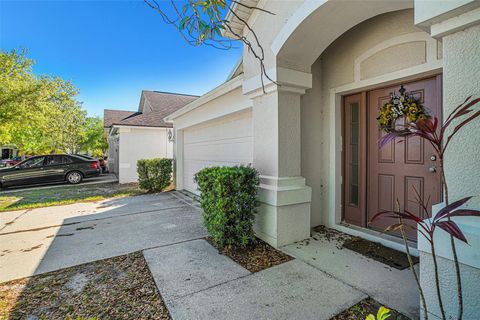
[342,237,418,270]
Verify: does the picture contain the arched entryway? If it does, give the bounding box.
[273,4,443,248]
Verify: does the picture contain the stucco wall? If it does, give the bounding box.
[118,127,171,184]
[242,0,303,79]
[442,24,480,209]
[420,251,480,319]
[300,9,439,227]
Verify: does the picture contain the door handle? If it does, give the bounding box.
[429,166,437,173]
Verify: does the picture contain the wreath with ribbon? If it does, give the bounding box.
[377,86,430,133]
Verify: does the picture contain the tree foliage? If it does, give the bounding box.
[144,0,275,89]
[0,49,106,157]
[81,117,109,157]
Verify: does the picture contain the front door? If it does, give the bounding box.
[343,76,442,239]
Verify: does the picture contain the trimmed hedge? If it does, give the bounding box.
[194,165,259,248]
[137,158,172,192]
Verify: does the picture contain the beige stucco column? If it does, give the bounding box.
[243,67,313,248]
[415,2,480,319]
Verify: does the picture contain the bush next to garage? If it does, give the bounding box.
[137,158,173,192]
[194,165,260,248]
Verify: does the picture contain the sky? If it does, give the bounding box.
[0,0,242,117]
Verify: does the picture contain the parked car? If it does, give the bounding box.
[73,154,107,173]
[0,157,22,168]
[0,154,101,190]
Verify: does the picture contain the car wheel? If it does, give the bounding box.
[66,171,83,184]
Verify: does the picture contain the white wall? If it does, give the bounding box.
[442,24,480,209]
[418,22,480,320]
[117,126,171,183]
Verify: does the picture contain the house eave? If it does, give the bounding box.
[164,75,244,122]
[111,124,170,130]
[223,0,260,38]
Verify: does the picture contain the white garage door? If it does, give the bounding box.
[183,109,253,194]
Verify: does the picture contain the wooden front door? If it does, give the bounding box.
[343,76,442,239]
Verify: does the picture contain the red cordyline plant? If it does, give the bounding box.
[370,96,480,320]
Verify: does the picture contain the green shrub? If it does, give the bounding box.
[194,165,259,248]
[137,158,172,192]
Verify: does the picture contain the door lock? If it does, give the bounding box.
[429,166,437,173]
[430,155,437,161]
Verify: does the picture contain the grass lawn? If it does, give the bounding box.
[0,183,146,212]
[0,252,170,320]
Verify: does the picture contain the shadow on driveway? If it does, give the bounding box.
[0,192,207,283]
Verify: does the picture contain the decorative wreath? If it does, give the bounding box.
[377,87,430,133]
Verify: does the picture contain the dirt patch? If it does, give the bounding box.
[313,226,417,270]
[0,252,170,319]
[330,297,410,320]
[342,237,418,270]
[205,237,293,273]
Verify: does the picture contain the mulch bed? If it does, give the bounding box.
[205,237,293,273]
[342,237,418,270]
[331,297,410,320]
[0,252,170,320]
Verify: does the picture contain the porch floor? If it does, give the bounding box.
[281,228,420,319]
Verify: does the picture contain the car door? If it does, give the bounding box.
[43,155,70,182]
[3,156,47,186]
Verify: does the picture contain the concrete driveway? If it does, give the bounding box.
[0,192,207,283]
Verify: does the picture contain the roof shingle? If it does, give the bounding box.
[104,110,136,128]
[105,91,199,128]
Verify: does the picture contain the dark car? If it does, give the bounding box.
[0,154,101,190]
[74,154,107,173]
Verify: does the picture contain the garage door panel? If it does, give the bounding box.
[183,110,253,194]
[184,140,253,162]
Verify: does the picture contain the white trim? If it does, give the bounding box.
[174,129,184,190]
[111,125,168,131]
[172,102,252,131]
[258,175,312,207]
[271,0,328,56]
[242,67,313,98]
[165,75,244,121]
[271,0,412,60]
[226,57,243,81]
[354,32,439,82]
[430,7,480,38]
[326,60,443,254]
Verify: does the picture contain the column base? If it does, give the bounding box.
[254,175,312,248]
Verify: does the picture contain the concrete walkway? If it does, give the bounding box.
[144,239,367,320]
[282,229,420,319]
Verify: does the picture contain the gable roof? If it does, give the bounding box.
[141,91,199,113]
[104,110,137,128]
[105,91,199,129]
